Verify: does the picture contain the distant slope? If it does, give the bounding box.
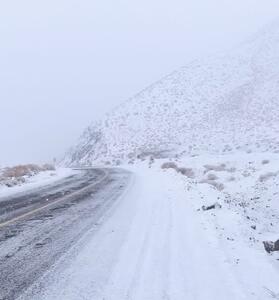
[63,19,279,166]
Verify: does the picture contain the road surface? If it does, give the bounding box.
[1,166,270,300]
[0,168,131,300]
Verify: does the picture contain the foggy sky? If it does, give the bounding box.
[1,0,279,166]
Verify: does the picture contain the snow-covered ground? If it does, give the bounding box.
[63,19,279,167]
[21,153,279,300]
[0,168,78,198]
[27,17,279,300]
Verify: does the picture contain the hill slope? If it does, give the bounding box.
[63,20,279,166]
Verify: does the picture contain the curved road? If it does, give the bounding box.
[0,168,131,300]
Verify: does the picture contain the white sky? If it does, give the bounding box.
[1,0,279,165]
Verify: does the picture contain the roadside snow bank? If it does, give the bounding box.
[152,152,279,298]
[0,168,79,198]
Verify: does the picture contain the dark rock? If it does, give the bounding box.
[202,202,222,211]
[263,240,279,253]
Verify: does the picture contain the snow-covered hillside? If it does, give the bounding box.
[63,19,279,166]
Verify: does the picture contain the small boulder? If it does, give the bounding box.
[263,240,279,253]
[202,202,222,211]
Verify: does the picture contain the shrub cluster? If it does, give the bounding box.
[204,164,226,173]
[199,179,225,191]
[161,162,195,179]
[161,162,178,170]
[2,164,55,179]
[177,167,195,179]
[259,172,277,182]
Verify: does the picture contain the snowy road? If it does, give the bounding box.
[18,166,253,300]
[0,168,131,300]
[1,165,277,300]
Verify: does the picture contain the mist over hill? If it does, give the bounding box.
[63,19,279,166]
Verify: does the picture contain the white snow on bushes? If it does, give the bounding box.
[0,168,78,198]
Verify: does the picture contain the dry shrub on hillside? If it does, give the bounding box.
[207,173,218,180]
[259,172,278,182]
[242,170,251,177]
[161,162,195,179]
[2,164,55,179]
[226,167,236,173]
[227,176,236,182]
[200,179,225,191]
[3,165,38,178]
[161,162,178,170]
[177,167,195,179]
[204,164,226,173]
